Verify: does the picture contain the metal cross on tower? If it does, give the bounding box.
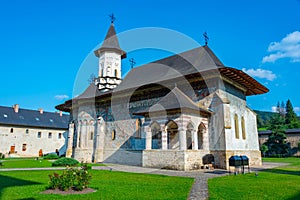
[203,32,209,46]
[129,58,136,69]
[109,13,116,23]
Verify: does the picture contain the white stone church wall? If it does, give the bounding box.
[224,90,260,151]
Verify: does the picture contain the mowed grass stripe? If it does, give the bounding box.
[0,170,194,200]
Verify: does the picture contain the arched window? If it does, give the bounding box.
[166,121,179,149]
[107,66,111,76]
[151,122,162,149]
[111,129,116,140]
[234,114,239,139]
[135,119,142,139]
[198,123,206,149]
[186,123,194,150]
[10,128,13,133]
[241,116,246,140]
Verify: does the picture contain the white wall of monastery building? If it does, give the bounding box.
[0,126,67,157]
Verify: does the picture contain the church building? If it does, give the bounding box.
[56,20,269,170]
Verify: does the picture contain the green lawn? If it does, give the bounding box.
[0,158,105,168]
[208,157,300,200]
[0,158,53,168]
[0,170,194,200]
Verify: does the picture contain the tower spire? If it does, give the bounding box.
[94,17,126,92]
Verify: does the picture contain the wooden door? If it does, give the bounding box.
[10,146,15,154]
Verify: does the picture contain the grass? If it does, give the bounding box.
[208,157,300,200]
[0,170,194,200]
[0,158,105,168]
[0,158,53,168]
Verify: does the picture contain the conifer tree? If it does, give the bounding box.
[285,99,299,128]
[266,114,289,156]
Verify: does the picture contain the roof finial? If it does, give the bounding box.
[109,13,116,24]
[203,31,209,46]
[129,58,136,69]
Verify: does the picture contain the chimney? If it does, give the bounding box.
[59,111,63,117]
[38,108,44,114]
[13,104,19,113]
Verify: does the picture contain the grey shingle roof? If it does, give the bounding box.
[94,23,126,58]
[0,106,69,129]
[56,45,268,112]
[258,129,300,135]
[134,87,211,115]
[116,46,224,92]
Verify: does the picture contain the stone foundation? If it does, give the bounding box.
[103,149,142,166]
[143,150,211,171]
[211,150,262,169]
[143,149,262,170]
[74,149,93,163]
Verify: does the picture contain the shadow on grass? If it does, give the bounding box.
[287,192,300,200]
[263,168,300,176]
[0,174,41,200]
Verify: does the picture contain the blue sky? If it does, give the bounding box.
[1,0,300,114]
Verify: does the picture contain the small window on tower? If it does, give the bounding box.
[10,128,13,133]
[37,132,42,138]
[58,133,62,139]
[26,129,29,134]
[48,132,52,139]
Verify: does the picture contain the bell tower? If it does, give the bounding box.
[94,15,126,92]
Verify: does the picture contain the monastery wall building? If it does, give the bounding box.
[0,104,69,157]
[57,20,268,170]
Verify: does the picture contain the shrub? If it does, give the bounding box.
[47,163,92,191]
[52,157,79,167]
[43,153,59,160]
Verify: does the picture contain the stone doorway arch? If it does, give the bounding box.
[166,121,179,149]
[186,122,194,150]
[150,122,161,149]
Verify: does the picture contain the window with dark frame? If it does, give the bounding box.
[37,132,42,138]
[10,128,13,133]
[58,133,62,139]
[22,144,27,151]
[48,132,52,139]
[26,129,29,134]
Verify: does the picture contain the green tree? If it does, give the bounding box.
[266,114,289,156]
[260,144,268,157]
[285,99,300,128]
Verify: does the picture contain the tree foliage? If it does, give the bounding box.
[265,114,289,156]
[285,99,299,128]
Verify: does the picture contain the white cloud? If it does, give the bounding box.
[54,94,69,101]
[271,106,277,113]
[294,107,300,112]
[242,68,276,81]
[262,31,300,63]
